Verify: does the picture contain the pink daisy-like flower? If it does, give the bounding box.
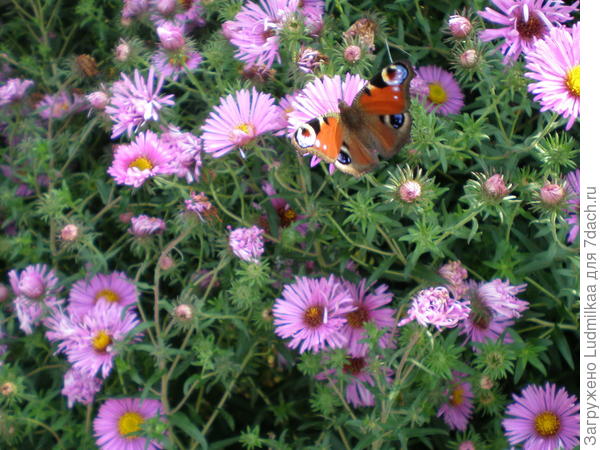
[300,0,325,36]
[502,383,580,449]
[129,215,166,236]
[478,279,528,319]
[0,78,34,107]
[37,91,86,120]
[151,47,203,81]
[261,181,308,234]
[9,264,62,334]
[108,131,174,188]
[201,87,284,157]
[411,66,464,116]
[400,286,470,329]
[62,367,103,408]
[228,225,265,263]
[122,0,150,19]
[437,372,474,431]
[46,301,140,378]
[524,23,579,129]
[565,169,579,243]
[68,272,138,319]
[339,279,396,357]
[160,125,202,183]
[438,260,469,299]
[105,67,174,138]
[93,397,165,450]
[479,0,579,64]
[273,276,354,353]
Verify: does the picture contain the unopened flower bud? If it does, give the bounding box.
[60,224,79,242]
[0,283,8,302]
[343,45,362,63]
[155,0,176,15]
[460,49,479,68]
[119,212,134,224]
[540,183,565,206]
[484,174,509,199]
[399,180,422,203]
[480,375,494,390]
[175,304,193,321]
[458,442,476,450]
[1,382,15,396]
[18,273,45,299]
[157,22,185,51]
[448,15,472,38]
[159,255,174,270]
[115,40,130,62]
[87,91,108,110]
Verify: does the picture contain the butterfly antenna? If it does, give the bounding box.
[384,39,393,63]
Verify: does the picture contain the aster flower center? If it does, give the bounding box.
[516,13,545,41]
[168,52,189,68]
[346,307,370,329]
[117,411,145,438]
[534,411,561,437]
[91,330,113,352]
[428,83,447,104]
[343,357,367,375]
[230,122,256,145]
[450,386,464,406]
[129,157,154,171]
[565,65,580,98]
[95,289,120,303]
[278,207,297,228]
[303,306,324,327]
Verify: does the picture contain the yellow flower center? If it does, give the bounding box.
[303,306,323,327]
[450,386,464,406]
[117,411,144,438]
[91,330,112,352]
[129,157,154,171]
[565,65,580,97]
[95,289,120,303]
[235,123,252,134]
[534,411,561,437]
[428,83,447,104]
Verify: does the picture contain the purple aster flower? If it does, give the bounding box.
[0,78,34,107]
[37,91,85,119]
[300,0,325,36]
[159,125,202,183]
[173,0,206,31]
[93,397,165,450]
[261,181,308,234]
[129,215,166,237]
[438,260,469,299]
[411,66,464,116]
[151,47,203,81]
[400,286,470,329]
[108,131,174,188]
[228,225,265,263]
[502,383,580,449]
[105,67,174,138]
[272,276,354,353]
[68,272,138,319]
[46,301,140,378]
[339,279,396,357]
[122,0,150,19]
[479,0,579,64]
[460,311,514,346]
[565,169,579,243]
[524,23,579,129]
[62,367,103,408]
[156,21,185,50]
[478,279,528,319]
[201,87,284,157]
[437,372,474,431]
[8,264,62,334]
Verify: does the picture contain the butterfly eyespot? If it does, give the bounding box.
[294,125,316,149]
[337,145,351,165]
[389,113,405,129]
[382,64,409,86]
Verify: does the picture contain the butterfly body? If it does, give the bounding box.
[292,61,414,177]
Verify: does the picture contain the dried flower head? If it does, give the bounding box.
[75,54,99,77]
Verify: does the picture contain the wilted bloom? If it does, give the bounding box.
[241,63,276,83]
[343,18,377,51]
[273,276,354,353]
[483,173,510,199]
[184,192,215,221]
[87,91,109,110]
[539,182,566,206]
[0,78,34,107]
[62,367,102,408]
[296,46,328,73]
[93,397,165,450]
[503,383,580,450]
[201,88,284,157]
[60,224,79,242]
[159,125,202,183]
[459,49,479,68]
[75,54,99,77]
[411,65,464,115]
[478,0,579,63]
[68,272,138,319]
[399,180,422,203]
[448,14,472,38]
[340,280,395,357]
[129,215,166,236]
[108,131,174,188]
[438,261,469,299]
[156,22,185,50]
[174,303,193,321]
[115,39,131,62]
[228,225,264,263]
[565,169,579,243]
[437,372,474,431]
[105,67,174,138]
[525,24,579,129]
[478,279,528,319]
[400,286,470,329]
[344,45,362,63]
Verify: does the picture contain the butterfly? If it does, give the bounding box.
[292,61,414,177]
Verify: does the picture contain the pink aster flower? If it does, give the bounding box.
[228,225,265,263]
[9,264,62,334]
[272,276,355,353]
[0,78,34,107]
[37,91,85,120]
[300,0,325,36]
[129,215,166,236]
[62,367,103,408]
[108,131,174,188]
[478,279,528,319]
[411,66,464,115]
[105,67,174,138]
[93,397,165,450]
[261,181,308,234]
[525,24,579,129]
[565,169,579,243]
[46,301,140,378]
[172,0,206,31]
[438,261,469,299]
[156,21,185,50]
[201,87,284,157]
[502,383,580,449]
[437,372,474,431]
[159,125,202,183]
[151,47,203,81]
[122,0,150,19]
[479,0,579,64]
[400,286,470,329]
[339,279,396,357]
[68,272,138,319]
